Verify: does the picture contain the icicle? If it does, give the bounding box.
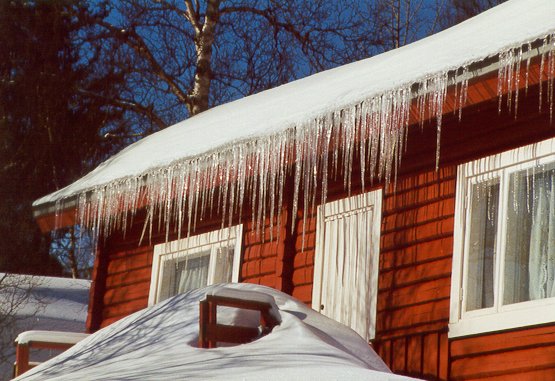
[321,116,333,210]
[458,66,469,121]
[432,73,449,170]
[291,126,303,235]
[53,33,555,257]
[525,42,532,95]
[547,33,555,123]
[539,44,546,113]
[498,50,510,114]
[514,48,523,118]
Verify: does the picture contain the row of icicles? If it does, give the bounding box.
[54,33,555,250]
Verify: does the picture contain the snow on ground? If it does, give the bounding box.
[15,283,417,380]
[0,274,90,380]
[34,0,555,206]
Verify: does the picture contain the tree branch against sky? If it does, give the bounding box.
[87,0,392,130]
[87,0,503,135]
[0,274,42,369]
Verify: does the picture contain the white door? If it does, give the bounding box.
[312,190,382,341]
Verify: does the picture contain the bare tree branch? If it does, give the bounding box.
[95,18,193,109]
[184,0,202,35]
[78,88,167,130]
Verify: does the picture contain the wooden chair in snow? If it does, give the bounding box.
[14,331,89,377]
[198,288,281,348]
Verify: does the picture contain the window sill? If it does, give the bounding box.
[448,300,555,338]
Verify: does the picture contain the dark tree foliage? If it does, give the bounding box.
[0,0,127,275]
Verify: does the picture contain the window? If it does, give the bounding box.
[148,225,243,305]
[312,189,382,342]
[450,138,555,337]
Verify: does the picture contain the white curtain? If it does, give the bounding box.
[321,208,371,339]
[213,246,234,284]
[467,182,498,311]
[176,252,210,294]
[528,171,555,300]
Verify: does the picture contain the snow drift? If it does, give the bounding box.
[15,283,417,380]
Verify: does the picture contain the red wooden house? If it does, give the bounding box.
[32,1,555,379]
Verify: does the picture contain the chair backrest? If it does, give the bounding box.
[14,331,89,377]
[198,292,280,348]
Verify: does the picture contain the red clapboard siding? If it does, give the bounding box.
[377,331,449,380]
[290,206,317,305]
[451,344,555,380]
[377,81,554,379]
[380,238,454,271]
[374,165,455,378]
[241,215,284,288]
[105,267,152,289]
[102,299,149,324]
[100,242,154,326]
[449,326,555,380]
[94,211,288,329]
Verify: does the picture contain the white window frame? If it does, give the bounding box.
[450,137,555,338]
[312,189,382,341]
[148,225,243,306]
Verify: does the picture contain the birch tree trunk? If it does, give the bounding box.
[188,0,221,116]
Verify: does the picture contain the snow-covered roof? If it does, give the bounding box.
[14,283,416,380]
[0,274,90,380]
[32,0,555,241]
[0,274,90,328]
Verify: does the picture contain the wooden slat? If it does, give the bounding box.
[381,216,454,251]
[377,278,451,312]
[15,343,30,377]
[379,256,452,290]
[106,250,152,274]
[291,283,312,305]
[450,325,555,359]
[380,237,454,270]
[103,283,150,304]
[450,344,555,380]
[102,298,148,320]
[105,267,152,289]
[383,178,456,213]
[377,299,450,333]
[206,324,260,344]
[470,368,555,381]
[382,197,456,233]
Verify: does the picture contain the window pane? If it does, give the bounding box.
[466,181,499,312]
[212,246,234,284]
[504,164,555,304]
[174,251,211,295]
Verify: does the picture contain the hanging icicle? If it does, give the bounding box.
[46,33,555,252]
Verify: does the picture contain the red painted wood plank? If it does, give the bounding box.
[450,344,555,380]
[450,325,555,358]
[379,256,452,290]
[377,299,450,333]
[380,237,454,270]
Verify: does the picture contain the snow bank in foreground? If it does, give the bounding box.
[15,284,417,380]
